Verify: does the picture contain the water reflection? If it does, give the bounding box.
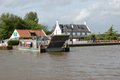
[48,52,68,57]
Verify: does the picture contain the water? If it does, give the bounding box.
[0,45,120,80]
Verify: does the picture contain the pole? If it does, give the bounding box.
[71,25,73,46]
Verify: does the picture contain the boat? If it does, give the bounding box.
[18,35,70,53]
[40,35,70,53]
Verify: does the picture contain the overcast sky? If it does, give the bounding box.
[0,0,120,33]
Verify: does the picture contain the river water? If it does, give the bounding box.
[0,45,120,80]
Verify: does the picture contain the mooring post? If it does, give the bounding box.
[40,44,46,53]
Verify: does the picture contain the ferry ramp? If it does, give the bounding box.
[46,35,69,52]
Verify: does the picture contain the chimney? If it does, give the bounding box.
[84,21,87,25]
[56,20,59,27]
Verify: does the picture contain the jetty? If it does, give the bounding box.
[69,42,120,47]
[69,40,120,47]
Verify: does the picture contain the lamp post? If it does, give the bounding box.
[71,25,73,46]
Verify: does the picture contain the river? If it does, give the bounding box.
[0,45,120,80]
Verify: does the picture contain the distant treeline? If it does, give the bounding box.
[85,25,119,40]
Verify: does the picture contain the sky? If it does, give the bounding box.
[0,0,120,33]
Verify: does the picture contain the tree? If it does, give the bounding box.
[0,13,27,40]
[24,11,48,32]
[0,12,49,40]
[24,12,39,23]
[96,34,105,40]
[105,25,118,40]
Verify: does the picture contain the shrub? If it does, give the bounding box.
[8,40,19,46]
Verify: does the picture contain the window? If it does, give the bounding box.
[78,26,84,30]
[61,25,63,29]
[14,32,17,37]
[30,32,37,36]
[73,32,76,35]
[68,32,70,35]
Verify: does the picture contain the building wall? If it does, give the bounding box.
[52,21,62,35]
[10,29,20,39]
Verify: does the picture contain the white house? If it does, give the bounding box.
[52,21,62,35]
[52,21,91,41]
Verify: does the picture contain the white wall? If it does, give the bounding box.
[10,29,20,39]
[52,21,62,35]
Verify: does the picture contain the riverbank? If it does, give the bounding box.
[69,42,120,47]
[1,42,120,50]
[0,45,13,50]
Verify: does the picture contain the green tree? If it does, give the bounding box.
[0,12,49,40]
[24,11,48,32]
[24,19,48,32]
[105,25,118,40]
[24,11,38,23]
[0,13,27,40]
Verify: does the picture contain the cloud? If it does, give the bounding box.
[74,0,120,22]
[0,0,73,9]
[74,2,100,21]
[74,9,90,21]
[0,0,120,33]
[108,0,120,9]
[105,0,120,16]
[2,0,37,8]
[45,0,72,6]
[0,0,5,5]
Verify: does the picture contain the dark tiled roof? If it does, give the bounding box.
[59,24,91,33]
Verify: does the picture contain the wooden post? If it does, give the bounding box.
[40,44,46,53]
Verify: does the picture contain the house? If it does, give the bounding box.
[10,29,47,50]
[10,29,46,39]
[52,21,91,41]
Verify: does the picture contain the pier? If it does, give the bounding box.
[69,42,120,47]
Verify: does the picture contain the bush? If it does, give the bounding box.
[84,35,91,40]
[8,40,19,46]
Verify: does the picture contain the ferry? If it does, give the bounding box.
[18,35,70,53]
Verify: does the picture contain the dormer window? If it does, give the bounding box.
[78,26,84,30]
[30,32,36,36]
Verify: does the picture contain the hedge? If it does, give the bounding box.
[8,40,19,46]
[0,45,13,50]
